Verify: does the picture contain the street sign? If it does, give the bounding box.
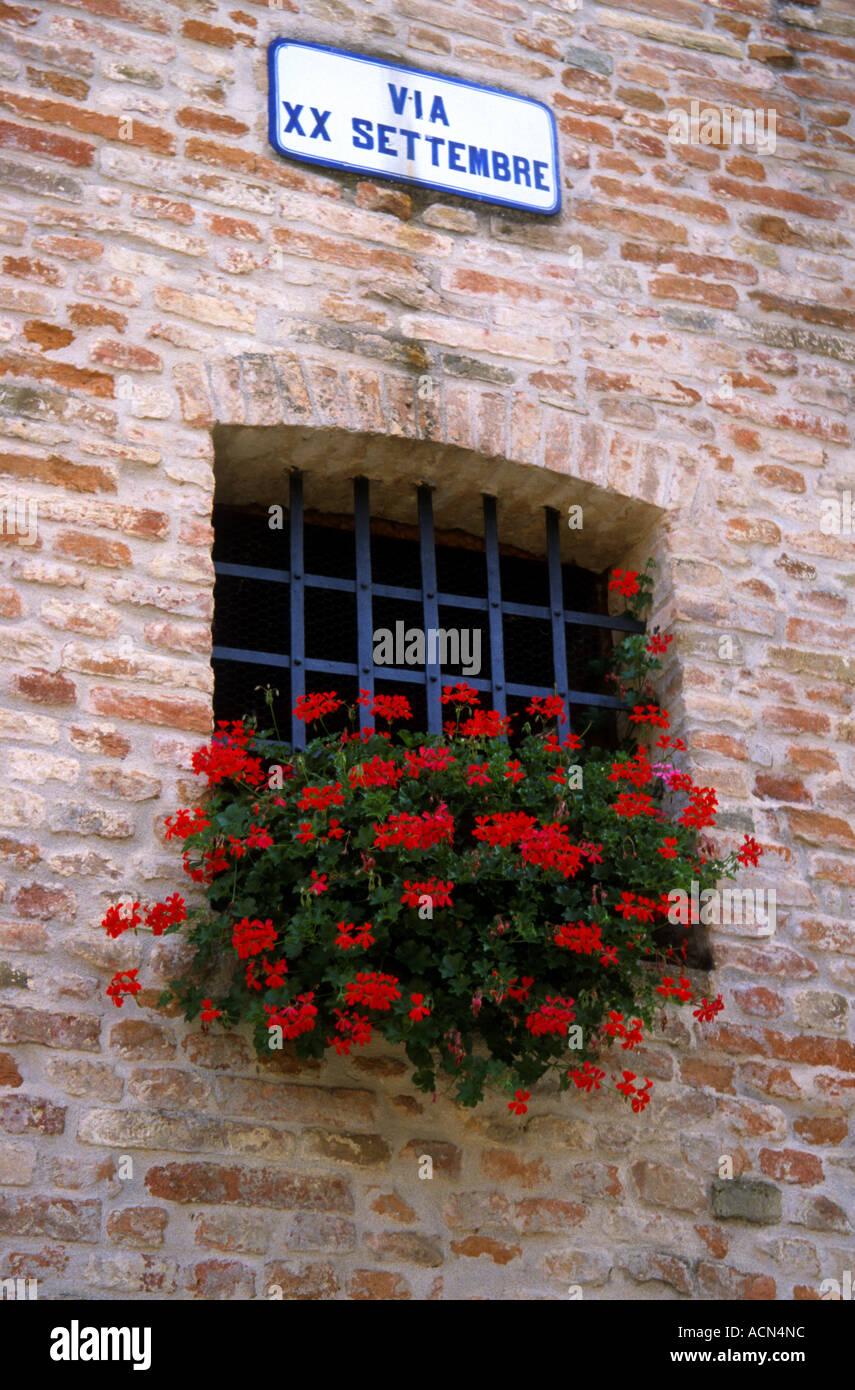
[267,40,560,215]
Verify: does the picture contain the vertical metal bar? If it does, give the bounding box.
[482,494,506,721]
[545,506,571,742]
[418,484,442,735]
[354,476,374,734]
[289,469,305,750]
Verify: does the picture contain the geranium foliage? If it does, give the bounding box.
[102,561,763,1113]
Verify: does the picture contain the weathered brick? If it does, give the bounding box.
[0,1194,100,1241]
[145,1162,353,1213]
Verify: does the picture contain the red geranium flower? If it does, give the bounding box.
[609,569,639,597]
[409,993,431,1022]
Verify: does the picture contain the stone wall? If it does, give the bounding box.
[0,0,853,1300]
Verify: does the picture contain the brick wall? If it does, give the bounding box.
[0,0,853,1300]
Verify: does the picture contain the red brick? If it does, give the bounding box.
[480,1148,550,1191]
[0,1195,100,1241]
[89,687,211,733]
[399,1139,461,1178]
[187,1259,254,1299]
[698,1263,776,1300]
[54,532,130,568]
[0,1093,65,1134]
[145,1162,353,1212]
[0,1052,23,1087]
[364,1231,443,1266]
[793,1115,847,1146]
[9,668,76,704]
[733,986,785,1019]
[109,1019,175,1060]
[759,1148,823,1186]
[348,1269,411,1299]
[263,1261,338,1300]
[0,1005,97,1050]
[450,1235,522,1265]
[106,1206,167,1248]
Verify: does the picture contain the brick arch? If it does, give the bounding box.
[177,350,684,523]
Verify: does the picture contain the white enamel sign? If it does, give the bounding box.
[267,40,560,215]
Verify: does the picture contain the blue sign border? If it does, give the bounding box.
[267,38,561,216]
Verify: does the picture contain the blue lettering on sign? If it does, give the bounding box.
[388,83,408,116]
[352,116,373,150]
[448,140,465,172]
[347,118,554,196]
[269,41,561,215]
[468,146,489,177]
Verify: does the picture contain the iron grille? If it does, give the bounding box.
[211,474,645,746]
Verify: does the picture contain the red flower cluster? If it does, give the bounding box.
[553,920,604,955]
[400,878,454,909]
[164,807,210,841]
[344,971,402,1011]
[609,569,639,597]
[335,921,375,950]
[460,709,513,738]
[526,695,566,721]
[102,895,186,939]
[265,993,317,1040]
[611,791,661,820]
[629,704,670,729]
[182,845,231,883]
[297,782,346,812]
[473,811,537,847]
[440,683,480,706]
[508,1089,530,1115]
[191,722,265,787]
[466,763,491,786]
[293,691,342,722]
[678,785,718,831]
[614,891,658,924]
[362,692,412,722]
[693,994,725,1023]
[608,747,653,789]
[520,823,584,878]
[327,1008,372,1055]
[350,756,402,788]
[106,968,141,1008]
[232,917,277,959]
[646,632,674,656]
[200,998,221,1024]
[526,995,576,1037]
[373,807,454,850]
[614,1071,653,1112]
[601,1011,644,1050]
[656,975,694,1002]
[570,1061,606,1092]
[405,746,456,777]
[737,835,764,867]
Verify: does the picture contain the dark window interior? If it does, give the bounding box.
[211,495,628,746]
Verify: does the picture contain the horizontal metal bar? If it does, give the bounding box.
[215,561,290,585]
[306,573,356,594]
[215,564,644,634]
[212,646,290,668]
[373,581,422,603]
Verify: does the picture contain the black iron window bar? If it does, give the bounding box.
[212,471,645,749]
